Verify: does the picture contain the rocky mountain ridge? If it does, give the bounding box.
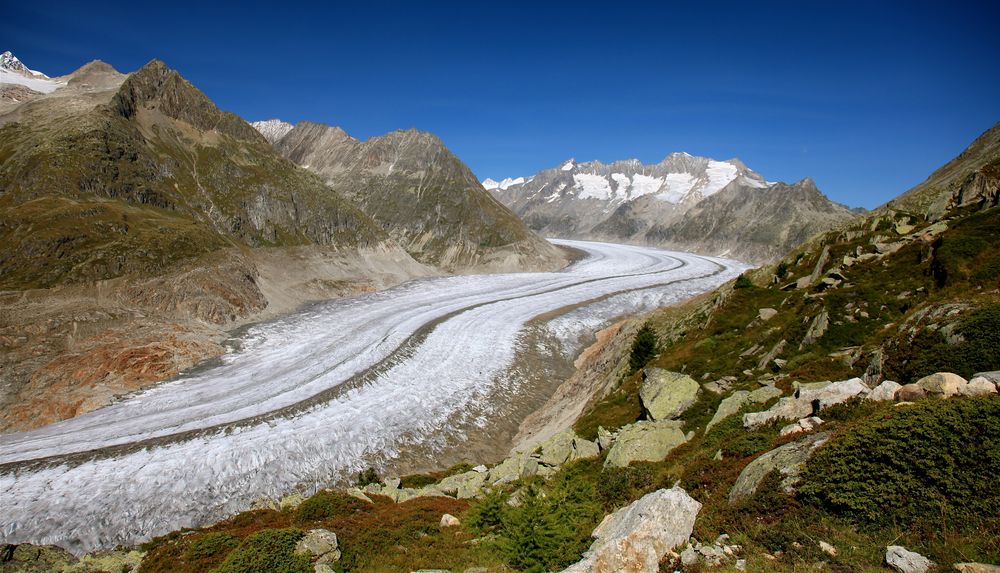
[251,118,294,143]
[489,154,859,263]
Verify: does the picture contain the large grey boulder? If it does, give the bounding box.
[604,421,688,468]
[294,529,341,566]
[799,310,830,348]
[743,378,868,429]
[886,545,934,573]
[729,432,830,503]
[438,470,487,499]
[639,369,700,421]
[867,380,902,402]
[706,386,782,433]
[560,487,701,573]
[960,377,998,397]
[916,372,968,397]
[539,429,577,466]
[973,371,1000,385]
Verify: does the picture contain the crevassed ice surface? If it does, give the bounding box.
[0,240,749,554]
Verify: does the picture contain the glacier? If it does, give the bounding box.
[0,240,748,554]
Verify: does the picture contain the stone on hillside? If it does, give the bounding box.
[249,497,279,511]
[706,386,782,434]
[539,429,576,466]
[729,432,830,503]
[897,383,926,401]
[779,416,824,437]
[440,513,461,527]
[886,545,934,573]
[744,378,868,429]
[639,369,700,421]
[560,487,701,573]
[756,339,787,371]
[758,308,778,321]
[867,380,902,402]
[345,488,373,503]
[489,452,532,485]
[383,477,401,490]
[819,540,838,557]
[962,377,999,396]
[571,437,601,461]
[294,529,341,565]
[438,470,487,498]
[973,371,1000,385]
[279,492,306,511]
[954,564,1000,573]
[472,464,488,473]
[916,372,968,397]
[799,310,830,348]
[605,420,687,468]
[62,550,145,573]
[597,426,614,451]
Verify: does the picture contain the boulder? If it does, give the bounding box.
[973,371,1000,385]
[744,378,867,428]
[604,420,687,468]
[886,545,933,573]
[539,429,577,466]
[597,426,615,451]
[440,513,461,527]
[916,372,968,397]
[758,308,778,322]
[1,544,77,573]
[729,432,830,503]
[756,339,787,371]
[571,437,601,461]
[438,470,487,499]
[867,380,902,402]
[954,564,1000,573]
[560,487,701,573]
[897,383,926,401]
[799,310,830,348]
[639,369,700,421]
[960,377,998,397]
[779,416,824,437]
[279,492,306,511]
[488,453,530,485]
[249,497,279,511]
[706,386,782,434]
[62,550,145,573]
[345,488,373,503]
[294,529,341,566]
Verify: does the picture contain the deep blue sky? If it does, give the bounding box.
[4,1,998,208]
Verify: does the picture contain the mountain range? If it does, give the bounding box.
[488,155,861,262]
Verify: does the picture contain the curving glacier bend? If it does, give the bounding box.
[0,240,749,554]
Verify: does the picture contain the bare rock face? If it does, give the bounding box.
[639,369,700,421]
[604,421,688,468]
[560,487,701,573]
[885,545,934,573]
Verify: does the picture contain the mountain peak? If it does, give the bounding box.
[250,119,294,144]
[1,51,46,77]
[111,59,265,144]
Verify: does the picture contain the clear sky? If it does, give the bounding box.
[4,1,998,208]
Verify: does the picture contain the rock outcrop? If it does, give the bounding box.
[743,378,868,428]
[886,545,934,573]
[639,369,700,421]
[561,487,701,573]
[729,432,830,503]
[604,421,688,468]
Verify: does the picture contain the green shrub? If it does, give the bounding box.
[186,532,238,561]
[464,489,508,535]
[628,323,658,373]
[799,397,1000,526]
[888,303,1000,380]
[597,465,655,511]
[211,528,311,573]
[734,274,753,289]
[355,467,380,488]
[294,490,367,523]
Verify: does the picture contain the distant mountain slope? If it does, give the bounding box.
[884,122,1000,220]
[273,121,566,271]
[489,154,858,263]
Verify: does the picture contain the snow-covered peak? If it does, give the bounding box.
[251,119,294,144]
[482,176,525,191]
[0,51,64,94]
[561,159,575,171]
[1,51,47,77]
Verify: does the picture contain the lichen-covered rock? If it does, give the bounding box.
[294,528,341,566]
[757,308,778,322]
[437,470,486,497]
[799,309,830,348]
[0,544,77,573]
[279,492,306,511]
[916,372,968,397]
[63,550,145,573]
[639,369,700,421]
[571,437,601,461]
[960,377,998,397]
[779,416,824,437]
[604,420,687,468]
[560,487,701,573]
[886,545,933,573]
[706,385,782,433]
[440,513,461,527]
[867,380,902,402]
[743,378,867,428]
[729,432,830,503]
[539,429,576,466]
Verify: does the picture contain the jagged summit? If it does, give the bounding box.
[1,51,47,77]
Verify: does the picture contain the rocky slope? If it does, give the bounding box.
[273,121,567,272]
[489,154,859,263]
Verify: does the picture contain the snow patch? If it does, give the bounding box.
[573,173,613,200]
[561,160,575,171]
[656,172,697,203]
[0,67,64,93]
